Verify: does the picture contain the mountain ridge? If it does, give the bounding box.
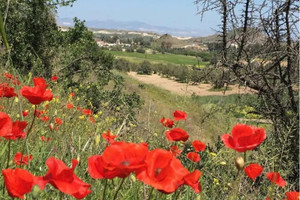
[57,18,210,37]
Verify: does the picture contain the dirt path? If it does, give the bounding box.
[128,72,255,96]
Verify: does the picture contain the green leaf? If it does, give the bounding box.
[0,141,9,157]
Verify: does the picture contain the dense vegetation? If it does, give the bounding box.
[0,0,298,200]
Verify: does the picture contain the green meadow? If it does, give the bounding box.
[105,50,209,67]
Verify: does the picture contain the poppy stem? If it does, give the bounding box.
[6,140,11,169]
[267,182,276,200]
[243,152,246,163]
[102,179,108,200]
[113,178,126,200]
[2,140,11,195]
[229,170,241,200]
[21,105,37,166]
[26,105,37,139]
[7,98,14,114]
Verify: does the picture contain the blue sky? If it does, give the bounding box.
[57,0,220,36]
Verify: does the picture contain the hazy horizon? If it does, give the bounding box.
[57,0,220,37]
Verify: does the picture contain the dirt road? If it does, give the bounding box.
[128,72,255,96]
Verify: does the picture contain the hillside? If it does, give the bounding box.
[191,28,267,45]
[152,34,192,48]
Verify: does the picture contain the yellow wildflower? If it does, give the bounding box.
[130,174,136,182]
[220,161,227,165]
[213,178,219,185]
[95,135,100,146]
[210,152,217,157]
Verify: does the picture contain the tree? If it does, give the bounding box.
[0,0,61,77]
[195,0,299,187]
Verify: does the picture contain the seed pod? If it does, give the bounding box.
[235,156,245,170]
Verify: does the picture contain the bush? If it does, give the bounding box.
[137,61,152,75]
[125,47,134,52]
[136,48,145,54]
[114,58,130,72]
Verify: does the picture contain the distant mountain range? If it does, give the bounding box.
[57,18,209,37]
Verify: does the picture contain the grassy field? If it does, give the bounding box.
[105,50,209,66]
[113,70,258,143]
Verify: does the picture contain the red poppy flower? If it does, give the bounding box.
[101,130,116,143]
[187,152,201,163]
[43,157,91,199]
[3,73,13,80]
[3,121,28,140]
[165,128,189,142]
[183,170,202,193]
[284,191,300,200]
[55,118,63,125]
[244,163,263,181]
[3,73,21,85]
[0,83,17,98]
[160,117,174,128]
[66,103,74,109]
[19,77,53,105]
[70,92,76,97]
[76,106,82,111]
[82,109,93,116]
[136,149,189,194]
[88,141,148,179]
[40,136,51,142]
[44,104,50,109]
[34,110,44,118]
[266,172,286,187]
[173,110,187,121]
[12,121,27,139]
[22,110,29,117]
[192,140,206,152]
[40,116,50,122]
[0,112,12,138]
[12,79,21,86]
[51,76,58,82]
[89,116,95,124]
[169,146,182,157]
[221,124,266,152]
[14,152,33,166]
[2,168,42,199]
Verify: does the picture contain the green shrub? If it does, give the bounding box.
[136,48,145,54]
[137,60,152,75]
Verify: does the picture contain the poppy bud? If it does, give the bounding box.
[32,185,41,199]
[235,156,245,170]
